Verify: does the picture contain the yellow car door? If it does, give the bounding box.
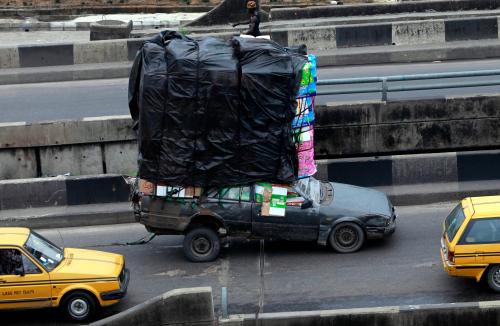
[0,247,52,309]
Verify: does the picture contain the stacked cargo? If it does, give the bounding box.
[129,31,318,215]
[294,54,317,179]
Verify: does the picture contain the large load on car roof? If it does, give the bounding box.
[128,31,316,189]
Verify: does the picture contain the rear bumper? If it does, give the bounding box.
[440,249,487,280]
[101,268,130,301]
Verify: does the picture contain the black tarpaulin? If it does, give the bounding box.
[129,31,306,187]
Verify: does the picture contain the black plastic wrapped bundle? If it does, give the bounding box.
[128,34,168,179]
[232,37,304,183]
[128,31,306,187]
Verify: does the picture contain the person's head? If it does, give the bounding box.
[246,0,256,13]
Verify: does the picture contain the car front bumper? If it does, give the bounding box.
[101,268,130,301]
[366,215,396,239]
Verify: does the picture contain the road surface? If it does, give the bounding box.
[3,202,500,325]
[2,58,500,123]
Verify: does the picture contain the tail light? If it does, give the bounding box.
[448,250,455,263]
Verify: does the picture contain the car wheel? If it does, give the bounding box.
[183,227,220,262]
[62,291,97,322]
[487,265,500,292]
[329,222,365,253]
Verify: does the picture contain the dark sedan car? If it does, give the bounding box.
[134,177,396,262]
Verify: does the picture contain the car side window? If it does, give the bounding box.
[22,254,42,274]
[461,218,500,244]
[209,187,251,202]
[0,249,23,275]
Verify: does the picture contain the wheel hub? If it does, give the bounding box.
[193,236,211,255]
[493,269,500,286]
[70,298,88,317]
[336,227,357,247]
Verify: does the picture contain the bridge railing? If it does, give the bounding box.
[316,69,500,101]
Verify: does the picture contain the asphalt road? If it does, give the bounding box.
[3,202,500,325]
[2,58,500,123]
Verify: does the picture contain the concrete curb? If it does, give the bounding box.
[220,300,500,326]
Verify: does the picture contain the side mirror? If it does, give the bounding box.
[301,199,313,209]
[14,266,25,277]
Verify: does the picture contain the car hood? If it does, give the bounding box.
[329,182,392,217]
[50,248,124,280]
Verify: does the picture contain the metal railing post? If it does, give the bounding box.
[222,286,228,319]
[381,78,388,101]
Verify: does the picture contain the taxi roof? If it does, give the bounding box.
[469,195,500,219]
[0,227,30,246]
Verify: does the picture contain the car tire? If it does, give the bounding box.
[61,291,97,322]
[329,222,365,253]
[183,227,220,262]
[487,265,500,292]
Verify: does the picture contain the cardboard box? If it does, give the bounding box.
[139,179,155,195]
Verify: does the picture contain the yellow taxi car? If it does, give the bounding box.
[441,195,500,291]
[0,227,129,322]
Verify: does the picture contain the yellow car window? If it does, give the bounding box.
[0,249,23,275]
[462,218,500,244]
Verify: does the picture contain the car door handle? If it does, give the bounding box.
[0,279,6,283]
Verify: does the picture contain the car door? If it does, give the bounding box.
[0,247,52,309]
[251,185,319,241]
[204,186,253,235]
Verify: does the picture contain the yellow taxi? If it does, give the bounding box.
[441,196,500,291]
[0,227,129,322]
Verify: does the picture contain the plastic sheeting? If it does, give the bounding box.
[129,31,306,187]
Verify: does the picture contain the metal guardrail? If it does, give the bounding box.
[316,69,500,101]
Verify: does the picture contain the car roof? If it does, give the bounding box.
[469,196,500,219]
[0,227,30,246]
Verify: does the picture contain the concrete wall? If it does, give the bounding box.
[2,15,500,67]
[270,0,500,20]
[271,16,500,51]
[90,287,215,326]
[0,39,144,68]
[316,150,500,206]
[2,95,500,181]
[0,115,137,179]
[220,301,500,326]
[314,95,500,157]
[0,174,130,210]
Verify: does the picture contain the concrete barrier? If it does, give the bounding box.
[1,94,500,181]
[0,39,144,68]
[317,150,500,205]
[272,16,500,50]
[314,95,500,157]
[185,0,269,27]
[220,300,500,326]
[90,287,215,326]
[0,116,137,179]
[0,174,130,210]
[3,15,500,68]
[270,0,500,20]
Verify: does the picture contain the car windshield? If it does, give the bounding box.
[445,204,466,242]
[24,231,64,271]
[295,177,321,204]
